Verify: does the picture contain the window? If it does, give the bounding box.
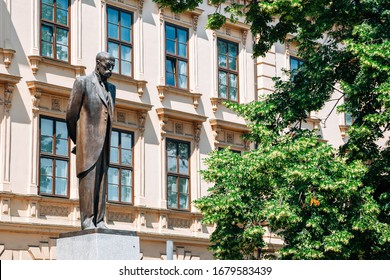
[40,0,70,62]
[165,24,189,89]
[290,56,304,76]
[166,139,190,210]
[39,117,69,197]
[218,39,239,101]
[107,6,133,76]
[108,130,134,203]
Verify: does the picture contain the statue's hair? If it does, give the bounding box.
[96,51,115,62]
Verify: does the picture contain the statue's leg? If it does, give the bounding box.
[96,136,109,229]
[79,167,97,230]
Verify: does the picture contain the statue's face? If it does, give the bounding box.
[97,58,115,80]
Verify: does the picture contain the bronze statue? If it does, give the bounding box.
[66,52,116,230]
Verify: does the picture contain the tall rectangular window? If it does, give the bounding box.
[40,0,70,62]
[166,139,190,210]
[165,24,189,89]
[108,130,134,204]
[39,117,69,197]
[218,39,239,101]
[107,6,133,76]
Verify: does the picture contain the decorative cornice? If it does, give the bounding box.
[156,108,207,141]
[209,119,250,133]
[157,85,201,109]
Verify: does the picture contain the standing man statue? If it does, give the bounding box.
[66,52,116,230]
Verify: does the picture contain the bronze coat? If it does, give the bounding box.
[66,72,116,176]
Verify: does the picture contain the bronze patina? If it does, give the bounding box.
[66,52,116,230]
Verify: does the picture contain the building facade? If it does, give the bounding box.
[0,0,357,260]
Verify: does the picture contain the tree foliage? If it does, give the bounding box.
[154,0,390,259]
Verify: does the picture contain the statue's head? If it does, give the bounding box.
[95,52,115,81]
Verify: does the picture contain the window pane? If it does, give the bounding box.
[167,176,178,208]
[178,61,187,89]
[177,29,187,43]
[218,54,227,68]
[166,25,176,40]
[121,169,132,186]
[218,40,227,54]
[41,118,53,136]
[42,0,54,4]
[56,45,68,62]
[41,135,53,153]
[219,85,227,99]
[108,184,119,201]
[179,177,189,193]
[219,71,227,86]
[56,28,68,45]
[40,158,53,176]
[230,87,238,102]
[108,7,119,23]
[41,25,53,43]
[167,141,177,172]
[179,193,189,209]
[110,147,119,163]
[108,167,119,184]
[108,42,119,73]
[121,45,131,62]
[121,186,132,203]
[178,42,187,57]
[122,61,131,76]
[121,149,132,165]
[229,73,238,88]
[290,57,299,71]
[55,178,67,196]
[179,143,189,174]
[166,39,176,54]
[228,55,237,70]
[55,160,68,178]
[121,133,132,149]
[40,175,53,194]
[56,0,68,9]
[121,12,131,28]
[56,8,68,25]
[42,4,54,21]
[111,131,119,147]
[228,43,238,57]
[56,139,68,155]
[121,27,131,43]
[42,41,53,58]
[166,59,175,86]
[345,113,353,126]
[108,23,119,39]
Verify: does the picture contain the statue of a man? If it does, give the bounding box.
[66,52,116,230]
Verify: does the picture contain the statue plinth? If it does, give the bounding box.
[56,228,140,260]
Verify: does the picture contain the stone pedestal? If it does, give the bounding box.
[56,228,140,260]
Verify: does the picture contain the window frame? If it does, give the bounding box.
[166,138,191,211]
[107,129,134,204]
[217,38,239,102]
[38,115,70,198]
[165,23,190,90]
[289,56,304,75]
[40,0,71,63]
[106,5,134,77]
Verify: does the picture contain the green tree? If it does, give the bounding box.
[154,0,390,259]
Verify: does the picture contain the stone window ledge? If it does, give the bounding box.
[210,97,239,112]
[110,73,147,96]
[157,85,201,109]
[28,55,86,76]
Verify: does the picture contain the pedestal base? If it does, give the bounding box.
[57,228,140,260]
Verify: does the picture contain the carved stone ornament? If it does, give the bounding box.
[40,205,69,217]
[169,218,192,229]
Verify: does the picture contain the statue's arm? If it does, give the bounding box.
[66,78,84,144]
